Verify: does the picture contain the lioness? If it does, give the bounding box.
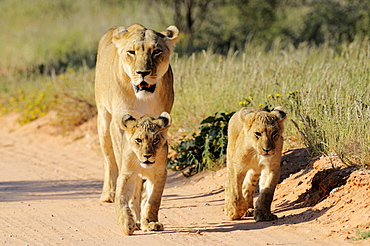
[115,112,171,235]
[225,107,286,222]
[94,24,179,203]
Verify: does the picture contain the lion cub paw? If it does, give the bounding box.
[141,222,164,232]
[245,208,254,217]
[254,210,278,222]
[225,203,247,220]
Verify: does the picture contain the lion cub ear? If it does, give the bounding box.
[121,114,138,130]
[271,106,287,121]
[161,26,179,48]
[239,107,260,123]
[154,112,172,130]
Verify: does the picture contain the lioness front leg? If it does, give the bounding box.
[97,109,118,202]
[225,165,247,220]
[254,167,280,222]
[115,174,137,235]
[140,170,167,232]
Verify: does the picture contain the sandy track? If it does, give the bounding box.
[0,114,366,245]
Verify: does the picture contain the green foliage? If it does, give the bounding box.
[170,0,370,53]
[298,0,370,45]
[0,0,172,74]
[0,0,369,171]
[168,112,234,175]
[354,228,370,241]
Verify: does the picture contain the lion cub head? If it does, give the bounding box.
[239,107,286,157]
[112,24,179,99]
[120,112,171,168]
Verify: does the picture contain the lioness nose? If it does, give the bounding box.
[136,70,150,77]
[143,154,152,159]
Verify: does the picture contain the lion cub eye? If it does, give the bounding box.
[127,50,136,56]
[272,131,279,137]
[135,138,142,144]
[254,132,262,138]
[152,49,162,56]
[153,138,160,145]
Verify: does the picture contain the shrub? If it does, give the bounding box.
[168,111,234,176]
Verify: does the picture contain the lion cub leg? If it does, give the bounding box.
[115,174,137,235]
[242,169,260,217]
[140,170,167,232]
[225,164,248,220]
[129,177,143,230]
[254,165,280,222]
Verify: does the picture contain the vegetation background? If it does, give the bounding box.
[0,0,369,171]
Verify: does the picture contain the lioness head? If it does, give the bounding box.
[112,24,179,99]
[120,112,171,168]
[239,107,286,157]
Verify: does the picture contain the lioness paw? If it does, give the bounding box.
[100,192,115,203]
[142,222,164,232]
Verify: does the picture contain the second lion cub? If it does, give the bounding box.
[225,107,286,222]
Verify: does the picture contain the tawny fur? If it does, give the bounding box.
[94,24,178,235]
[115,112,171,235]
[225,107,286,222]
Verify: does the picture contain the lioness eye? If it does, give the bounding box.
[255,132,262,138]
[153,138,160,145]
[152,49,162,56]
[128,50,136,55]
[135,138,142,144]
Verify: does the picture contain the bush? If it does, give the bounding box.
[168,111,234,176]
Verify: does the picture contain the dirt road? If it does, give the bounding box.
[0,114,367,245]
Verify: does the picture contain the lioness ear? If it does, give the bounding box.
[155,112,172,130]
[161,26,179,49]
[239,107,260,123]
[126,23,146,32]
[112,26,128,41]
[271,106,287,121]
[112,26,129,50]
[121,114,137,130]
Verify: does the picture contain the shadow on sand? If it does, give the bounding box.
[0,179,102,202]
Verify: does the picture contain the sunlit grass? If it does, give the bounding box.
[0,0,172,73]
[170,39,369,167]
[1,0,369,172]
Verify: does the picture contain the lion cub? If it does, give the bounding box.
[225,107,286,222]
[115,112,171,235]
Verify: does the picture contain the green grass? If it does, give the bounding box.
[0,0,369,170]
[0,0,172,73]
[170,39,369,168]
[1,39,369,169]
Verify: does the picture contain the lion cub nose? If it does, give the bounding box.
[143,154,152,159]
[136,70,150,77]
[262,148,272,153]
